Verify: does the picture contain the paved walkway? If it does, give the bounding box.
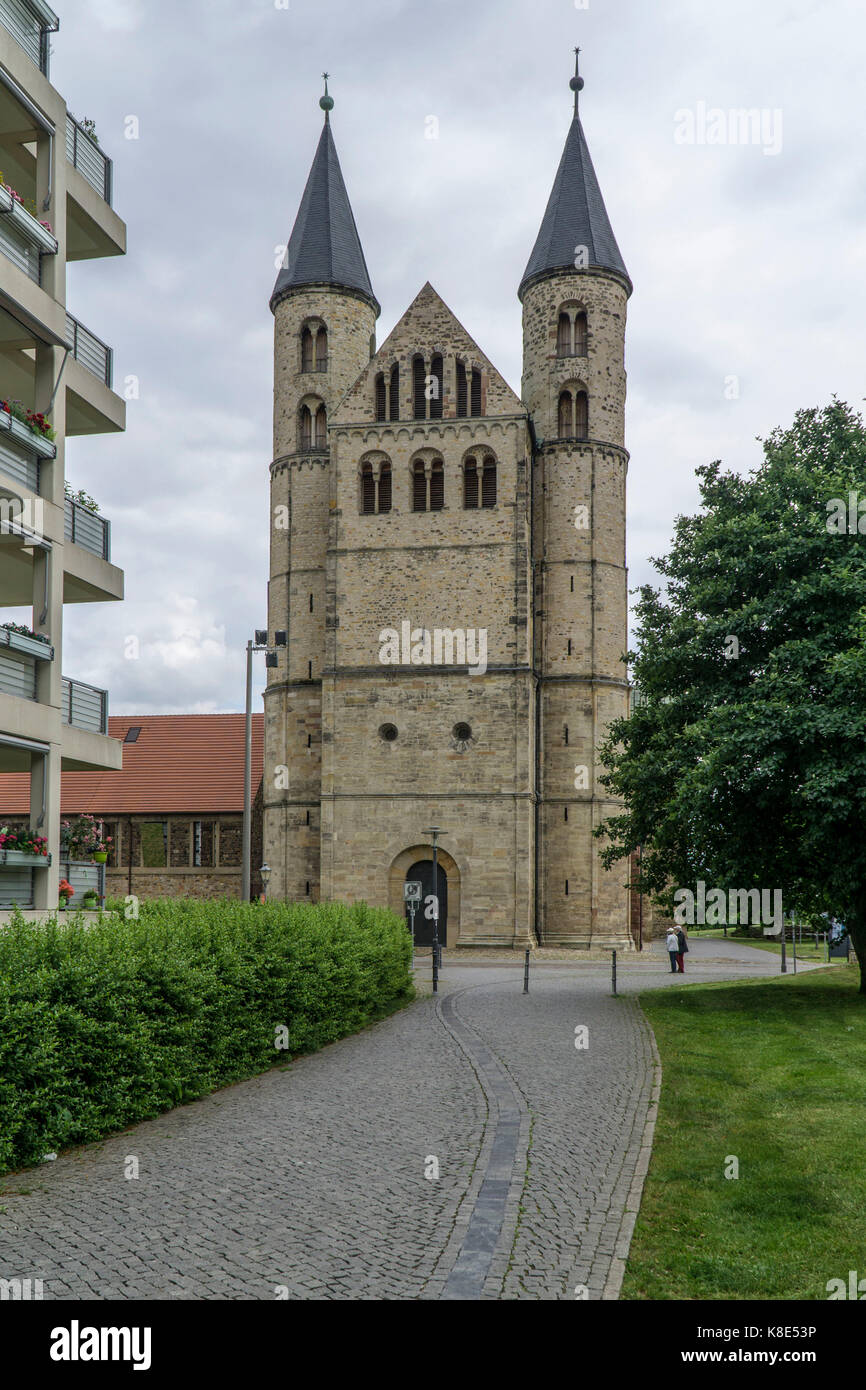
[0,938,826,1300]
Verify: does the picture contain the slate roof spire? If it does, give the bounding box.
[519,53,631,300]
[270,79,380,315]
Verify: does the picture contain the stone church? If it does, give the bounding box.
[263,62,634,950]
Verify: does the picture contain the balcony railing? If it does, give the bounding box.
[0,0,58,77]
[0,183,57,284]
[66,313,113,388]
[0,431,39,492]
[61,676,108,734]
[65,114,113,206]
[64,498,110,561]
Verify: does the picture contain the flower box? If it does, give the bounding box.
[0,408,56,459]
[0,627,54,661]
[0,184,58,255]
[0,849,51,868]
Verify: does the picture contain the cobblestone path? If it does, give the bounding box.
[0,941,820,1300]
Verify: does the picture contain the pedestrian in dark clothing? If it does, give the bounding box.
[676,925,689,973]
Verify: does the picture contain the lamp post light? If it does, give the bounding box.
[426,825,447,993]
[242,629,285,902]
[260,863,271,903]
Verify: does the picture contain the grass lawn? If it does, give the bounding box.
[621,965,866,1300]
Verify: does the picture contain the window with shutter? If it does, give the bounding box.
[413,357,426,419]
[456,361,468,418]
[315,404,327,448]
[412,461,427,511]
[375,373,386,421]
[464,459,478,509]
[430,355,443,419]
[430,459,444,511]
[481,457,497,508]
[471,368,482,417]
[361,464,375,514]
[390,365,400,420]
[558,392,572,439]
[574,311,588,356]
[301,327,314,372]
[557,313,571,356]
[575,391,588,440]
[378,463,392,513]
[300,406,312,450]
[315,326,328,371]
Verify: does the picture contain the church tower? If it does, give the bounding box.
[520,56,633,947]
[264,82,380,902]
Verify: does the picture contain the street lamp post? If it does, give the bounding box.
[242,629,285,902]
[426,825,447,993]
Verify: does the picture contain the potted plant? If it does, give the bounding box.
[62,815,110,862]
[0,825,50,862]
[81,890,99,910]
[58,879,74,910]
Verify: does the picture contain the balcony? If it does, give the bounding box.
[66,114,113,207]
[64,496,110,561]
[66,313,112,387]
[0,625,52,700]
[0,412,53,493]
[0,0,58,77]
[61,675,107,734]
[0,182,57,284]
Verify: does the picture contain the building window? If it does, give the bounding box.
[558,391,573,439]
[564,807,568,822]
[375,373,386,421]
[481,456,497,508]
[314,403,327,448]
[413,356,426,420]
[379,723,398,742]
[429,459,444,511]
[456,361,468,418]
[557,306,588,357]
[557,312,571,356]
[361,462,376,514]
[141,821,167,868]
[464,458,478,509]
[193,820,202,867]
[300,405,312,450]
[471,368,482,417]
[389,364,400,421]
[574,390,588,440]
[564,725,569,745]
[429,354,443,420]
[315,326,327,371]
[565,880,569,896]
[574,311,588,356]
[378,462,392,513]
[301,326,314,372]
[558,388,588,440]
[412,460,427,512]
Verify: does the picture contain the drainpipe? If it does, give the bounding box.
[528,415,542,946]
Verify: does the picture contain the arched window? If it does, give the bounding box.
[315,326,327,371]
[412,460,427,512]
[413,357,426,420]
[464,457,478,509]
[301,327,314,373]
[389,364,400,421]
[430,355,443,420]
[375,373,386,422]
[361,462,376,514]
[557,313,571,356]
[299,405,313,450]
[429,459,444,511]
[558,391,573,439]
[471,368,482,417]
[456,361,468,418]
[482,456,497,508]
[574,311,588,357]
[574,391,588,440]
[378,463,392,513]
[314,404,327,448]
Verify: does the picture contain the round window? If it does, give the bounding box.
[379,723,398,742]
[453,723,473,743]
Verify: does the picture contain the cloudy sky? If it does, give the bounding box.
[42,0,866,714]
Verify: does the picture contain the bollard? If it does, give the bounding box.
[611,949,617,997]
[523,948,530,994]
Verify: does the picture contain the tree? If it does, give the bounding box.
[598,401,866,990]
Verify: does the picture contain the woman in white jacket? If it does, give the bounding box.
[665,926,680,974]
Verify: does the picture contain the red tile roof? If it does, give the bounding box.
[0,714,264,815]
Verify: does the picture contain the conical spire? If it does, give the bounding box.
[519,53,630,299]
[270,79,379,315]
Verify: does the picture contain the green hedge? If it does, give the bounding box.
[0,899,413,1176]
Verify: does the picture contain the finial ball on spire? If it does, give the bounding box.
[570,75,584,92]
[320,72,334,113]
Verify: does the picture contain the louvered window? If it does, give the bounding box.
[429,355,443,419]
[471,368,482,417]
[456,361,468,418]
[375,373,386,421]
[314,405,327,448]
[574,312,588,356]
[361,464,375,514]
[412,461,427,511]
[378,463,392,513]
[300,406,312,450]
[301,327,314,372]
[464,459,478,509]
[315,327,328,371]
[430,460,444,511]
[482,457,497,508]
[575,391,588,440]
[558,392,573,439]
[557,313,571,356]
[390,365,400,421]
[413,357,426,420]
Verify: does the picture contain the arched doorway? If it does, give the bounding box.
[405,860,447,947]
[389,844,460,948]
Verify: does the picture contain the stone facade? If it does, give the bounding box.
[263,108,636,950]
[100,796,263,902]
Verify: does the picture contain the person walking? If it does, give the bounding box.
[665,926,680,973]
[676,923,689,973]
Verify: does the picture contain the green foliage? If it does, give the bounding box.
[598,401,866,984]
[0,899,413,1175]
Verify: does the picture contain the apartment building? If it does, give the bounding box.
[0,1,125,910]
